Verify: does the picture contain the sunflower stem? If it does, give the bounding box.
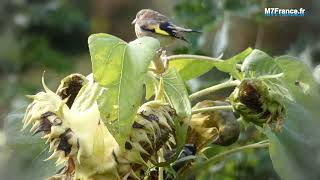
[189,80,240,101]
[183,141,269,177]
[158,148,164,180]
[191,105,233,114]
[258,73,284,80]
[167,54,242,69]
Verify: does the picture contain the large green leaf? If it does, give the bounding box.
[169,48,252,81]
[89,34,160,148]
[144,72,159,100]
[162,68,191,118]
[88,34,126,87]
[169,60,215,80]
[242,51,320,180]
[155,68,191,166]
[241,49,292,100]
[215,47,252,80]
[241,49,278,76]
[97,86,119,137]
[275,56,319,101]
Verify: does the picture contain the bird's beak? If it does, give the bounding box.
[131,18,137,24]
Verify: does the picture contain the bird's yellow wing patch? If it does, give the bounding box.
[150,24,170,36]
[155,28,170,36]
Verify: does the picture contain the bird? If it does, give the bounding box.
[132,9,201,47]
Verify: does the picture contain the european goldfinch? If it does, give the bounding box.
[132,9,200,47]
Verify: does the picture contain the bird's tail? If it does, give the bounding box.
[188,29,202,33]
[176,27,202,33]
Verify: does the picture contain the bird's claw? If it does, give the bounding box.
[160,50,169,71]
[151,48,169,75]
[156,47,164,55]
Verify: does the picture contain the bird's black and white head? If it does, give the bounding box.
[132,9,151,24]
[132,9,167,25]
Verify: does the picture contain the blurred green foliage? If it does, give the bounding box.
[173,0,260,55]
[1,0,320,179]
[172,1,279,179]
[0,0,91,125]
[0,0,90,72]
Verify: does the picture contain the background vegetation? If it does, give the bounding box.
[1,0,319,179]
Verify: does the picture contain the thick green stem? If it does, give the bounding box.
[167,54,242,69]
[183,141,269,177]
[259,73,284,80]
[158,148,164,180]
[203,141,269,162]
[189,80,240,101]
[191,105,233,114]
[168,54,224,63]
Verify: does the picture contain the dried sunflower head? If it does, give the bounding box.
[229,79,286,129]
[186,100,240,151]
[22,74,178,180]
